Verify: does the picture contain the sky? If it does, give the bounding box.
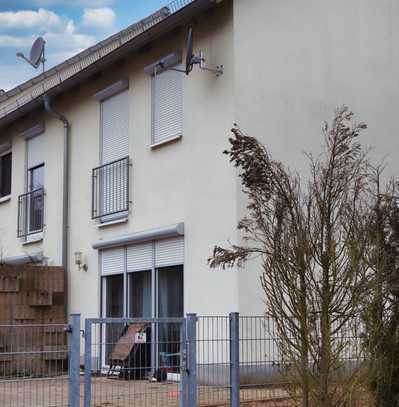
[0,0,170,91]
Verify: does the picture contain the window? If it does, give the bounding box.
[0,151,11,198]
[18,134,45,238]
[92,89,129,221]
[151,67,183,145]
[28,164,44,233]
[29,164,44,191]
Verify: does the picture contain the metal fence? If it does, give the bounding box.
[0,321,74,407]
[0,313,365,407]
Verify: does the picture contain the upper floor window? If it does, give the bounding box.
[17,134,45,238]
[92,83,130,221]
[151,66,183,145]
[0,150,12,198]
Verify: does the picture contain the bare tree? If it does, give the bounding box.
[209,107,370,406]
[363,169,399,406]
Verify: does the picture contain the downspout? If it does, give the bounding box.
[43,94,70,319]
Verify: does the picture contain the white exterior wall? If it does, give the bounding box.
[0,2,239,319]
[3,0,399,319]
[233,0,399,314]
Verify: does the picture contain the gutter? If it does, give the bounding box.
[43,94,70,316]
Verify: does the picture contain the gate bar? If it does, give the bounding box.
[84,318,92,407]
[69,314,81,407]
[187,313,198,407]
[230,312,240,407]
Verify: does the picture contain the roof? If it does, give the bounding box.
[0,0,220,128]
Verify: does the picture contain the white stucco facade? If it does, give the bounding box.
[0,0,398,320]
[0,1,245,320]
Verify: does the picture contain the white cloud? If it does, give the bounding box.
[81,7,115,31]
[0,8,63,32]
[0,5,115,90]
[0,35,34,48]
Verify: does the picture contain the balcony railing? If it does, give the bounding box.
[92,156,130,220]
[17,188,45,238]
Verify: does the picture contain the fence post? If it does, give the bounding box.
[180,318,188,407]
[69,314,81,407]
[187,313,197,407]
[84,319,92,407]
[230,312,240,407]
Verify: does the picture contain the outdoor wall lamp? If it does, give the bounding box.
[74,251,87,271]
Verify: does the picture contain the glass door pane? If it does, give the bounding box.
[129,271,152,318]
[128,271,152,378]
[157,265,183,372]
[104,275,124,365]
[28,164,44,234]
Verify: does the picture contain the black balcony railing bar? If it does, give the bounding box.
[92,156,130,219]
[17,188,45,238]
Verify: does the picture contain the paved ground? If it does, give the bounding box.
[0,376,291,407]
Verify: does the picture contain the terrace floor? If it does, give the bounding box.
[0,376,291,407]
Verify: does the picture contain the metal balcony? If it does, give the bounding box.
[17,188,44,238]
[92,156,130,220]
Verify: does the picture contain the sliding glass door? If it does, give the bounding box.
[101,239,184,374]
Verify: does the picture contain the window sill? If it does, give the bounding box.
[97,217,128,229]
[0,195,11,204]
[22,235,43,246]
[150,134,182,150]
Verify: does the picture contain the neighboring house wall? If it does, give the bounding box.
[233,0,399,314]
[0,116,65,266]
[0,2,246,318]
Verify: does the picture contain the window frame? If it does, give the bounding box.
[0,149,12,200]
[23,153,45,240]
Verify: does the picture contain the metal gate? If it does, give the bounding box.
[83,315,197,407]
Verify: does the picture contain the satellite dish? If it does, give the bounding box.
[153,28,223,77]
[184,27,223,77]
[185,28,194,75]
[16,37,46,71]
[30,37,45,68]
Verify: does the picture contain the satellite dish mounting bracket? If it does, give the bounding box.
[197,50,223,77]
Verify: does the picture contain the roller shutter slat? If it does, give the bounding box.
[101,247,125,275]
[155,237,184,268]
[127,242,153,272]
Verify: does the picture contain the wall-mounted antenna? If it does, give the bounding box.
[154,28,223,77]
[16,37,46,73]
[185,27,223,77]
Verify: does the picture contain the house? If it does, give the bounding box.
[0,0,398,324]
